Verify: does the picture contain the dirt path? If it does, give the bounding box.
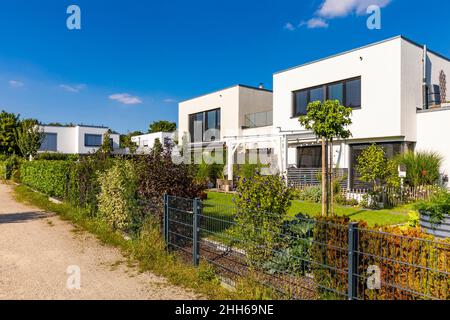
[0,183,199,300]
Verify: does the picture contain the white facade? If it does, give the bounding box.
[131,132,175,154]
[273,36,450,185]
[178,84,273,145]
[177,36,450,185]
[39,125,120,154]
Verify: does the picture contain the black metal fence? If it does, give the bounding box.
[163,195,450,300]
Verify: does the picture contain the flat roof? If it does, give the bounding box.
[180,84,273,103]
[274,35,450,75]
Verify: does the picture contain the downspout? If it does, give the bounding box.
[423,45,428,110]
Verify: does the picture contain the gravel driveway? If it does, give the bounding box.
[0,182,199,300]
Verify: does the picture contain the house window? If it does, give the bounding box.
[84,134,102,147]
[293,77,361,117]
[189,108,221,142]
[298,146,322,168]
[39,133,57,152]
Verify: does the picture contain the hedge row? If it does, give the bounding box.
[0,161,5,179]
[20,160,72,198]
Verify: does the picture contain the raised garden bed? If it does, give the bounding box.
[420,213,450,239]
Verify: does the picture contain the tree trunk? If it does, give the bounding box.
[329,139,334,217]
[321,138,327,217]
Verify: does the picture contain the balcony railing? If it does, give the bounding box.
[243,111,273,129]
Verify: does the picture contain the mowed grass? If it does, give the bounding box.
[205,191,410,227]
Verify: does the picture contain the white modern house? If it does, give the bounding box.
[131,132,176,154]
[38,125,121,154]
[179,36,450,188]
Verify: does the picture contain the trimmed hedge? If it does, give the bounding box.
[0,161,5,179]
[20,160,71,198]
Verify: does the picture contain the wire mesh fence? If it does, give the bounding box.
[163,194,449,300]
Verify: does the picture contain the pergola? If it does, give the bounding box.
[223,129,316,181]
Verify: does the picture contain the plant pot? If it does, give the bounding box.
[420,212,450,239]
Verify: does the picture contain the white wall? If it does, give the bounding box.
[41,126,78,154]
[416,108,450,180]
[131,132,175,153]
[178,85,273,143]
[178,86,240,142]
[40,126,120,154]
[273,37,403,141]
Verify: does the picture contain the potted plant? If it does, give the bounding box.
[415,191,450,239]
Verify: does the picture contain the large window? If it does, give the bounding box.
[84,134,102,147]
[39,133,57,152]
[350,142,404,188]
[293,77,361,116]
[297,146,322,168]
[189,108,221,142]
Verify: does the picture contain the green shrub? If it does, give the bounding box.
[397,151,443,187]
[20,160,71,198]
[35,152,79,161]
[414,191,450,226]
[234,174,292,265]
[297,186,322,203]
[66,153,113,216]
[97,161,139,232]
[4,155,23,181]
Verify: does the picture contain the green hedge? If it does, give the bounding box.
[20,160,72,198]
[0,161,5,179]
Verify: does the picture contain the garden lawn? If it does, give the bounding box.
[205,191,410,227]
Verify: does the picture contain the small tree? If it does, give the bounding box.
[120,131,142,154]
[0,110,20,155]
[299,100,352,216]
[148,120,176,134]
[356,144,391,190]
[15,119,44,160]
[99,132,113,154]
[234,174,292,264]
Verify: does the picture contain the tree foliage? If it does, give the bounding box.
[148,120,176,134]
[234,174,292,264]
[136,140,205,222]
[97,161,139,231]
[356,144,395,190]
[15,119,44,160]
[299,100,353,140]
[0,110,20,155]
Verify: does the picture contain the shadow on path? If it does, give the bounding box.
[0,211,49,224]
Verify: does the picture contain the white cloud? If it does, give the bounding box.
[284,22,296,31]
[59,84,86,93]
[109,93,143,105]
[304,18,329,29]
[9,80,24,88]
[317,0,391,18]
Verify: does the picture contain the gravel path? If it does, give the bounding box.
[0,182,199,300]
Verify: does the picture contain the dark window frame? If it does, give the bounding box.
[292,76,361,117]
[84,134,103,147]
[188,108,221,143]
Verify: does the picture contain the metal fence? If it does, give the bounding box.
[163,195,450,300]
[287,168,348,189]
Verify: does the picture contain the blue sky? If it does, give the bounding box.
[0,0,449,134]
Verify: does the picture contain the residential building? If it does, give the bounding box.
[178,36,450,188]
[131,132,176,154]
[39,125,121,154]
[178,84,273,148]
[273,35,450,187]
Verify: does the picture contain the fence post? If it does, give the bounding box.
[163,194,169,245]
[348,222,359,300]
[192,198,201,266]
